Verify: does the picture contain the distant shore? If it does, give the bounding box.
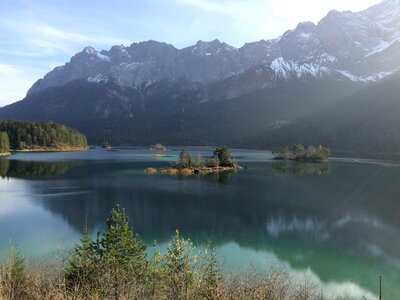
[12,147,88,153]
[0,152,11,157]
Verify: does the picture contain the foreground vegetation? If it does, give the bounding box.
[272,145,331,162]
[0,205,339,300]
[0,120,87,151]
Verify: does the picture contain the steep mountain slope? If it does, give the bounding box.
[0,77,366,147]
[265,71,400,152]
[1,0,400,152]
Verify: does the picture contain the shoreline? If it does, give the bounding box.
[0,152,11,157]
[12,147,88,153]
[273,157,329,163]
[150,165,242,175]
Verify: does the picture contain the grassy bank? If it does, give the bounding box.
[0,206,352,299]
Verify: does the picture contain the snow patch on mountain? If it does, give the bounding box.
[96,52,111,62]
[270,57,329,79]
[336,70,396,82]
[365,37,400,58]
[87,74,108,83]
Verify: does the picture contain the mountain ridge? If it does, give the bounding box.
[25,0,400,97]
[2,0,400,153]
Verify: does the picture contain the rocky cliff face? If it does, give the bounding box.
[27,0,400,96]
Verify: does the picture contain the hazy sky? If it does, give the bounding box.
[0,0,381,107]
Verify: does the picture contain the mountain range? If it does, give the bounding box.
[1,0,400,152]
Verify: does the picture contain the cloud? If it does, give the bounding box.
[0,64,46,107]
[267,0,380,28]
[0,19,129,55]
[173,0,381,38]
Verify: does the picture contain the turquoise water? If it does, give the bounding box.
[0,147,399,298]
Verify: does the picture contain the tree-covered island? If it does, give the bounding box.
[0,120,87,153]
[146,145,241,175]
[272,144,331,162]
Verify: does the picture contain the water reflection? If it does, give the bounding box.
[0,159,77,179]
[1,150,400,297]
[271,161,330,175]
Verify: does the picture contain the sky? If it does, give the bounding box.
[0,0,382,107]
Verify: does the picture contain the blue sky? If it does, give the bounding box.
[0,0,381,107]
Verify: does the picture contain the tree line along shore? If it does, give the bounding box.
[272,144,331,162]
[0,120,87,156]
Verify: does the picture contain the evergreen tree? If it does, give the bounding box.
[0,132,10,153]
[177,149,192,168]
[65,224,100,295]
[213,146,234,167]
[98,205,147,298]
[291,144,305,156]
[272,146,289,159]
[65,205,147,298]
[0,120,87,150]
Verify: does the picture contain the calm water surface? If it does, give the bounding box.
[0,147,399,298]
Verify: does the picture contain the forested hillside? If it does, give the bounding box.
[0,120,87,151]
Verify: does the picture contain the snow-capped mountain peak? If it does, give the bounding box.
[27,0,400,95]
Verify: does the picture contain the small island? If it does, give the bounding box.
[272,144,331,162]
[151,143,168,151]
[102,140,112,149]
[146,145,241,175]
[0,120,87,155]
[149,143,169,157]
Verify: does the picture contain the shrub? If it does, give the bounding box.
[213,146,234,167]
[145,167,158,173]
[177,149,192,169]
[192,153,203,168]
[0,247,27,300]
[165,230,193,300]
[205,156,220,168]
[180,168,193,176]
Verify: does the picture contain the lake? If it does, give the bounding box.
[0,147,399,298]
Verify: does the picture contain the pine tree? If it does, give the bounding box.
[213,146,233,167]
[65,224,100,295]
[177,149,192,168]
[99,205,147,298]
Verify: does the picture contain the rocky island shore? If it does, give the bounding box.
[146,146,241,175]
